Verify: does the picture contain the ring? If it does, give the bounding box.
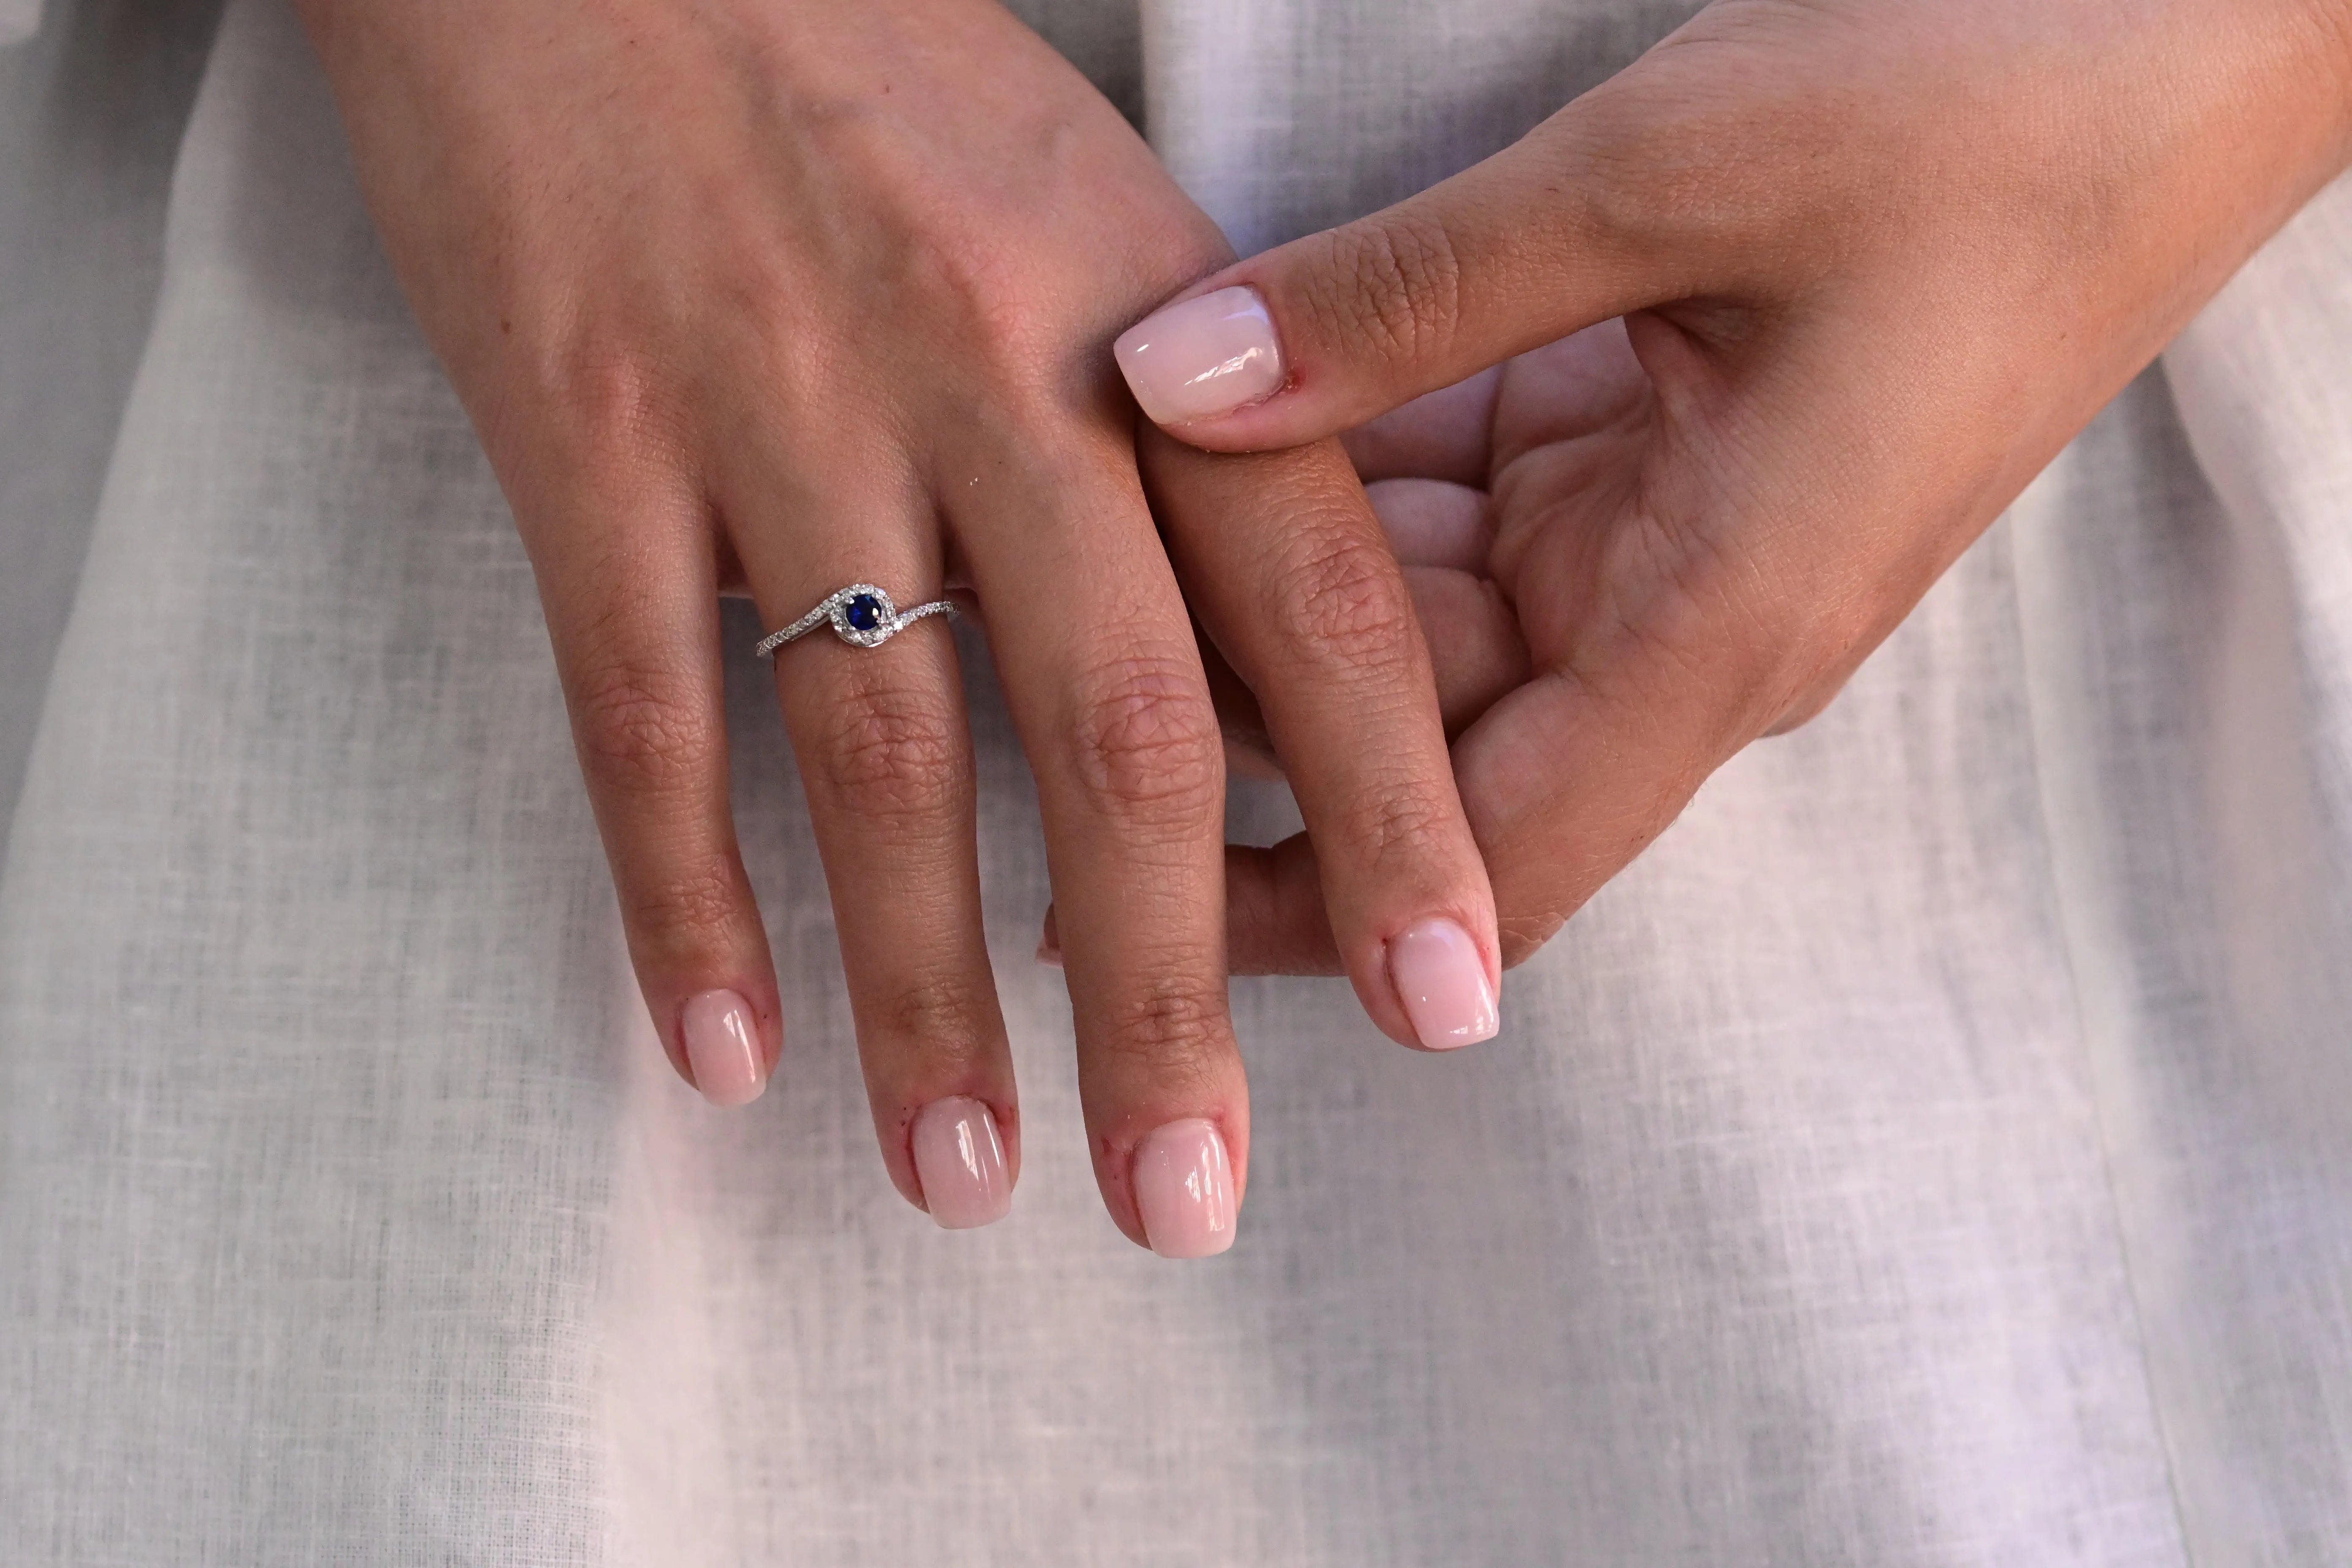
[755,583,958,656]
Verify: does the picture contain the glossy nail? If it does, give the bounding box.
[1132,1118,1237,1259]
[681,988,766,1107]
[1387,917,1500,1049]
[1114,286,1286,425]
[911,1096,1012,1230]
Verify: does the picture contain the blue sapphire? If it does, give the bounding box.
[844,593,884,633]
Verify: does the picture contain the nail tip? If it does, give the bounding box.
[1148,1228,1237,1261]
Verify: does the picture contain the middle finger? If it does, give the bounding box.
[956,435,1248,1260]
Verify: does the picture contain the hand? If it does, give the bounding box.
[1114,0,2352,969]
[296,0,1500,1252]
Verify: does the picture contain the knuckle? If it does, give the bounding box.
[540,338,687,457]
[1066,653,1223,823]
[966,291,1057,388]
[899,223,1063,389]
[1338,778,1461,870]
[1267,524,1421,667]
[810,682,965,821]
[622,856,746,952]
[1092,977,1228,1089]
[1307,213,1464,366]
[569,654,716,800]
[872,969,996,1069]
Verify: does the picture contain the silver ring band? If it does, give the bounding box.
[755,583,958,656]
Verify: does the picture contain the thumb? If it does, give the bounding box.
[1114,101,1719,452]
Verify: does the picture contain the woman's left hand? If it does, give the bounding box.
[1117,0,2352,970]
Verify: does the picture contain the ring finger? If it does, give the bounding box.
[733,461,1018,1231]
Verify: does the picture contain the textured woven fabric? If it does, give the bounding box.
[2,1,2348,1562]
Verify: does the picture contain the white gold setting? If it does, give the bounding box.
[755,583,957,656]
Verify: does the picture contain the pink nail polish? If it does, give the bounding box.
[1132,1119,1237,1259]
[1114,286,1286,426]
[681,989,766,1107]
[911,1096,1012,1230]
[1386,917,1500,1049]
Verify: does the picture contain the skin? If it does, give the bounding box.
[291,0,1500,1247]
[1129,0,2352,971]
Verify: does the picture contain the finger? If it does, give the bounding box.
[1143,429,1501,1051]
[960,441,1247,1258]
[1361,479,1526,732]
[1341,368,1502,485]
[1405,566,1530,734]
[1222,839,1341,977]
[525,476,780,1108]
[1367,478,1491,571]
[1066,577,1522,975]
[736,482,1017,1231]
[1198,619,1282,779]
[1112,76,1747,449]
[1200,561,1516,772]
[1214,566,1524,976]
[1453,315,1978,964]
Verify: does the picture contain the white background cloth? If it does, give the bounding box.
[3,1,2349,1562]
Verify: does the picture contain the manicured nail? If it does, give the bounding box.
[681,988,766,1107]
[1386,917,1500,1049]
[1132,1118,1236,1259]
[1114,286,1285,425]
[911,1096,1012,1230]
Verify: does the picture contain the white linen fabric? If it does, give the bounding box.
[0,0,220,838]
[2,0,2348,1562]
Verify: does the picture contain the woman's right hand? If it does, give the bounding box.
[1119,0,2352,977]
[294,0,1500,1255]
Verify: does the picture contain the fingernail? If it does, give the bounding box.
[1387,917,1500,1049]
[911,1096,1012,1230]
[1114,286,1285,425]
[681,988,766,1107]
[1034,937,1063,969]
[1132,1118,1237,1259]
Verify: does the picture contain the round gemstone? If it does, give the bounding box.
[844,593,884,633]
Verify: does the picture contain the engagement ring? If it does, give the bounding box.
[756,584,957,656]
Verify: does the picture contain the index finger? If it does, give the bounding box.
[1141,428,1503,1052]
